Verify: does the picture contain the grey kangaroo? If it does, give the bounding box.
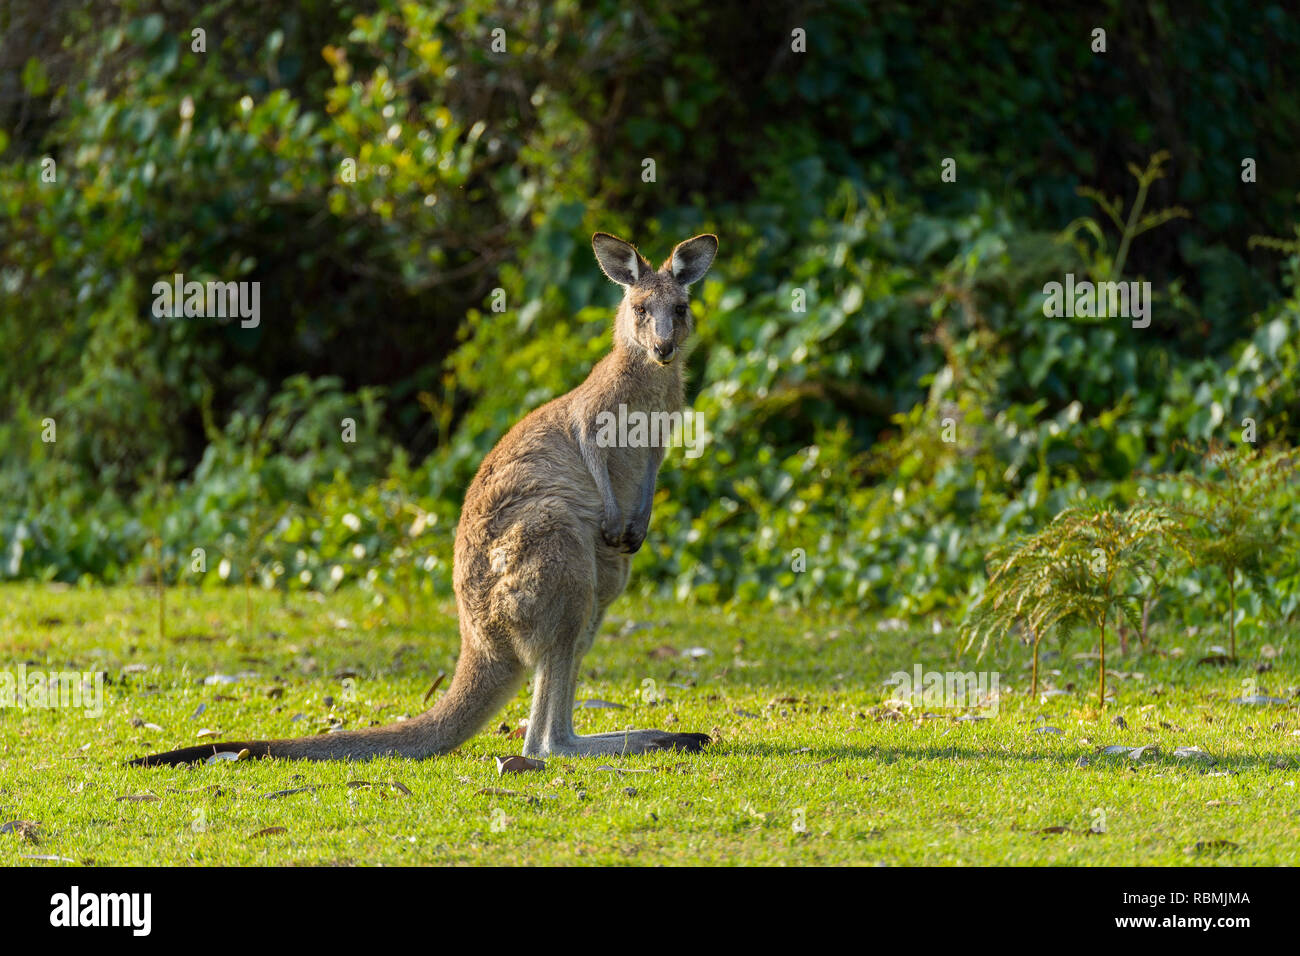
[134,231,718,765]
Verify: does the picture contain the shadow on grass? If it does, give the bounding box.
[713,741,1295,773]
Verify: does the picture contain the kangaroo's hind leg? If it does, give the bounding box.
[520,553,709,759]
[523,634,708,758]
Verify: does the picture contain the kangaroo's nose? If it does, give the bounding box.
[653,343,676,363]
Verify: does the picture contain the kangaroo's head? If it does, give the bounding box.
[592,232,718,367]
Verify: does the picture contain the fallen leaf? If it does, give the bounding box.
[496,755,545,775]
[1097,743,1159,760]
[1,820,40,842]
[115,794,159,803]
[576,699,627,709]
[867,705,906,721]
[262,786,318,799]
[251,826,287,838]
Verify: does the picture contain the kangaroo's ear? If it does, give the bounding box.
[592,232,652,287]
[664,234,718,288]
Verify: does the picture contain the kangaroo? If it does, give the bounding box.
[133,231,718,766]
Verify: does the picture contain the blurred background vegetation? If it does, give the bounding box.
[1,0,1298,634]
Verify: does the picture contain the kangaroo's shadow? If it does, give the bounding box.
[706,741,1293,773]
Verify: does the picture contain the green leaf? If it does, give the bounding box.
[21,57,49,96]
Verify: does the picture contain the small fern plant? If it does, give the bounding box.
[1063,150,1190,284]
[1166,443,1297,660]
[962,504,1180,707]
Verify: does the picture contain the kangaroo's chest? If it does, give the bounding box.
[596,403,676,504]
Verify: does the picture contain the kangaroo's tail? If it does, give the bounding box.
[130,648,523,766]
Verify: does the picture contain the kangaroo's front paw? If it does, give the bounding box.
[601,511,625,548]
[620,518,648,554]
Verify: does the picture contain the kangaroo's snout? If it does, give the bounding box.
[652,342,676,364]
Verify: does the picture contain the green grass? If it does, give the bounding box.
[0,582,1296,865]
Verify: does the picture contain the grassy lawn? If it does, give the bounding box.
[1,582,1296,865]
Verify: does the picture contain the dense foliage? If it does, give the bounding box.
[2,1,1298,653]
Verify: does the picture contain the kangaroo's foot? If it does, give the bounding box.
[525,729,710,758]
[523,618,710,759]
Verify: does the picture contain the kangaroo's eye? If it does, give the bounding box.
[675,304,687,317]
[634,305,647,317]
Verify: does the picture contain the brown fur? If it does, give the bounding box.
[133,232,718,765]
